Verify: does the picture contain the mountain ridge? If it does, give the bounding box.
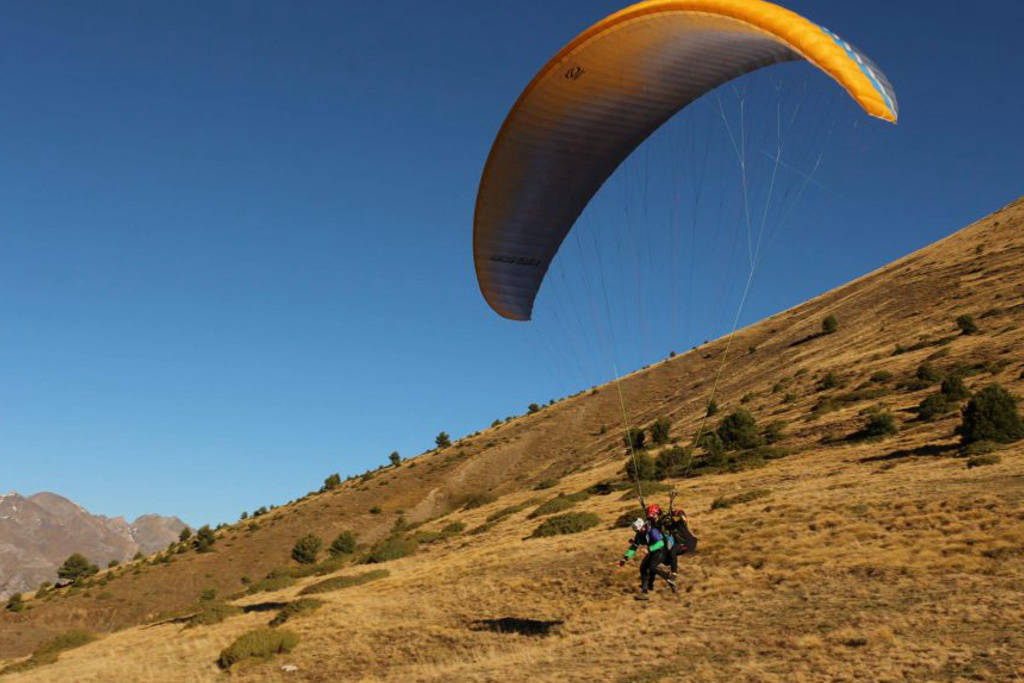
[0,491,186,600]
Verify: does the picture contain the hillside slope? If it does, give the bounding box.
[1,197,1022,681]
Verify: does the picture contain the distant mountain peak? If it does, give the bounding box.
[0,491,185,600]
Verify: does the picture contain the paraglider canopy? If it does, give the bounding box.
[474,0,897,321]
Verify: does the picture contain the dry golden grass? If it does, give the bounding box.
[2,199,1023,681]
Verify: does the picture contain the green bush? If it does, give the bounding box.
[959,385,1024,444]
[441,521,465,534]
[822,315,838,335]
[457,492,496,510]
[716,409,763,450]
[389,451,401,467]
[966,454,1001,469]
[528,492,589,518]
[323,473,341,490]
[711,489,770,510]
[217,628,299,670]
[528,403,540,413]
[529,512,600,538]
[698,432,725,462]
[363,537,417,564]
[706,400,718,417]
[650,417,671,445]
[653,446,691,479]
[435,431,451,448]
[299,570,389,595]
[917,394,951,421]
[245,574,297,595]
[624,427,646,451]
[58,553,99,582]
[193,525,216,553]
[852,412,898,440]
[941,375,971,401]
[870,370,893,383]
[5,593,24,613]
[624,453,656,481]
[291,534,323,565]
[329,531,357,557]
[782,392,796,403]
[534,478,558,490]
[269,598,324,627]
[486,501,533,523]
[956,314,978,335]
[186,601,242,627]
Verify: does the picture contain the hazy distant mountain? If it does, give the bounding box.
[0,491,186,599]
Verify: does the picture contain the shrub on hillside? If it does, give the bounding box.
[57,553,98,583]
[5,593,23,613]
[486,500,534,523]
[435,432,451,449]
[706,400,718,417]
[269,598,324,627]
[362,536,417,564]
[624,453,656,481]
[245,573,297,595]
[291,534,323,565]
[323,473,341,490]
[624,427,646,451]
[941,375,971,401]
[329,531,357,557]
[716,409,763,450]
[917,394,952,421]
[654,446,691,479]
[698,432,725,463]
[822,314,838,335]
[870,370,893,383]
[959,385,1024,444]
[217,628,299,670]
[966,454,1001,469]
[534,478,558,490]
[650,417,671,445]
[388,451,401,467]
[456,492,496,510]
[528,403,540,413]
[185,601,242,627]
[193,525,216,553]
[956,314,979,335]
[529,512,600,538]
[528,492,589,519]
[299,570,389,596]
[849,412,898,441]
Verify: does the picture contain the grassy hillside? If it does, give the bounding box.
[2,198,1022,681]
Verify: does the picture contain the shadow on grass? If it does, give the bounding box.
[859,443,959,463]
[469,617,564,637]
[241,601,289,613]
[787,332,825,348]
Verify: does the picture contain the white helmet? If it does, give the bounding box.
[631,518,646,533]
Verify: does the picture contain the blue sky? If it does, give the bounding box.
[2,0,1022,527]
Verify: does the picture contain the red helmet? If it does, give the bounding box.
[646,504,662,519]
